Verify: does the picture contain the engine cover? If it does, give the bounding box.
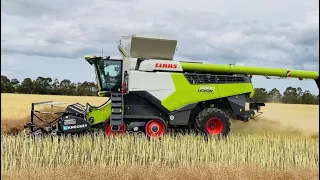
[59,115,90,133]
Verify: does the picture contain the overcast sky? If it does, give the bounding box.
[1,0,319,94]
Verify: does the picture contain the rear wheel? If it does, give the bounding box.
[145,119,166,138]
[194,108,230,138]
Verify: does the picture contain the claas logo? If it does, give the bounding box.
[155,63,178,68]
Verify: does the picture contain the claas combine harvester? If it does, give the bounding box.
[24,35,320,138]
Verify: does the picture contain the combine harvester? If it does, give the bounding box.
[24,35,320,138]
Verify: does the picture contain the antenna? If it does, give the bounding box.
[101,49,104,57]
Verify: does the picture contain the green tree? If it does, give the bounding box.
[59,79,72,95]
[267,88,282,103]
[300,90,317,104]
[33,77,53,94]
[51,79,61,95]
[282,87,302,104]
[17,78,34,94]
[252,88,269,102]
[1,75,11,93]
[10,78,20,92]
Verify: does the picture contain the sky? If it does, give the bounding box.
[1,0,319,94]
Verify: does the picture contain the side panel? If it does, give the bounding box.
[123,93,168,121]
[217,83,254,98]
[162,73,254,111]
[161,73,219,111]
[85,102,112,125]
[128,71,176,101]
[168,103,197,126]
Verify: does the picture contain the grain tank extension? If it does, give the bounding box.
[24,35,320,138]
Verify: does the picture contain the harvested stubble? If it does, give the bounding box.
[1,131,319,173]
[2,164,319,180]
[1,93,319,179]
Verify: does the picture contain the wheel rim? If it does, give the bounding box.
[105,121,127,136]
[145,119,165,138]
[206,117,224,135]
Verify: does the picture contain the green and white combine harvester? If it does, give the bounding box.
[24,35,320,138]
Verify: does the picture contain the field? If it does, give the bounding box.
[1,93,319,180]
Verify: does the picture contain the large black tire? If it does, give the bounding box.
[194,108,231,138]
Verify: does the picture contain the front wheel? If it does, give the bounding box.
[145,119,166,138]
[194,108,231,138]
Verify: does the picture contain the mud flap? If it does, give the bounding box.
[226,94,247,116]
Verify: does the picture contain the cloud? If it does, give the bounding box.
[1,0,319,94]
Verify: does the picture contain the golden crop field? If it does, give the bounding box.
[1,93,319,180]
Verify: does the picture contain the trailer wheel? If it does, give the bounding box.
[104,121,127,136]
[145,119,166,138]
[194,108,230,138]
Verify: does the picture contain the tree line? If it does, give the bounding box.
[1,75,319,104]
[252,87,318,105]
[1,75,97,96]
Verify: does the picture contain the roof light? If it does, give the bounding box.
[84,55,91,59]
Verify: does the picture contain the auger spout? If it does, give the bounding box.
[180,62,319,80]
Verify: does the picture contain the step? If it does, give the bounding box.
[112,102,122,108]
[112,108,122,114]
[111,114,122,120]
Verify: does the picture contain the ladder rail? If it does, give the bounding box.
[110,92,124,132]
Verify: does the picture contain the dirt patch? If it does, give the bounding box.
[2,164,318,180]
[230,116,305,134]
[230,103,319,137]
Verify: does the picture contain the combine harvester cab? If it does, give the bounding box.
[24,34,320,139]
